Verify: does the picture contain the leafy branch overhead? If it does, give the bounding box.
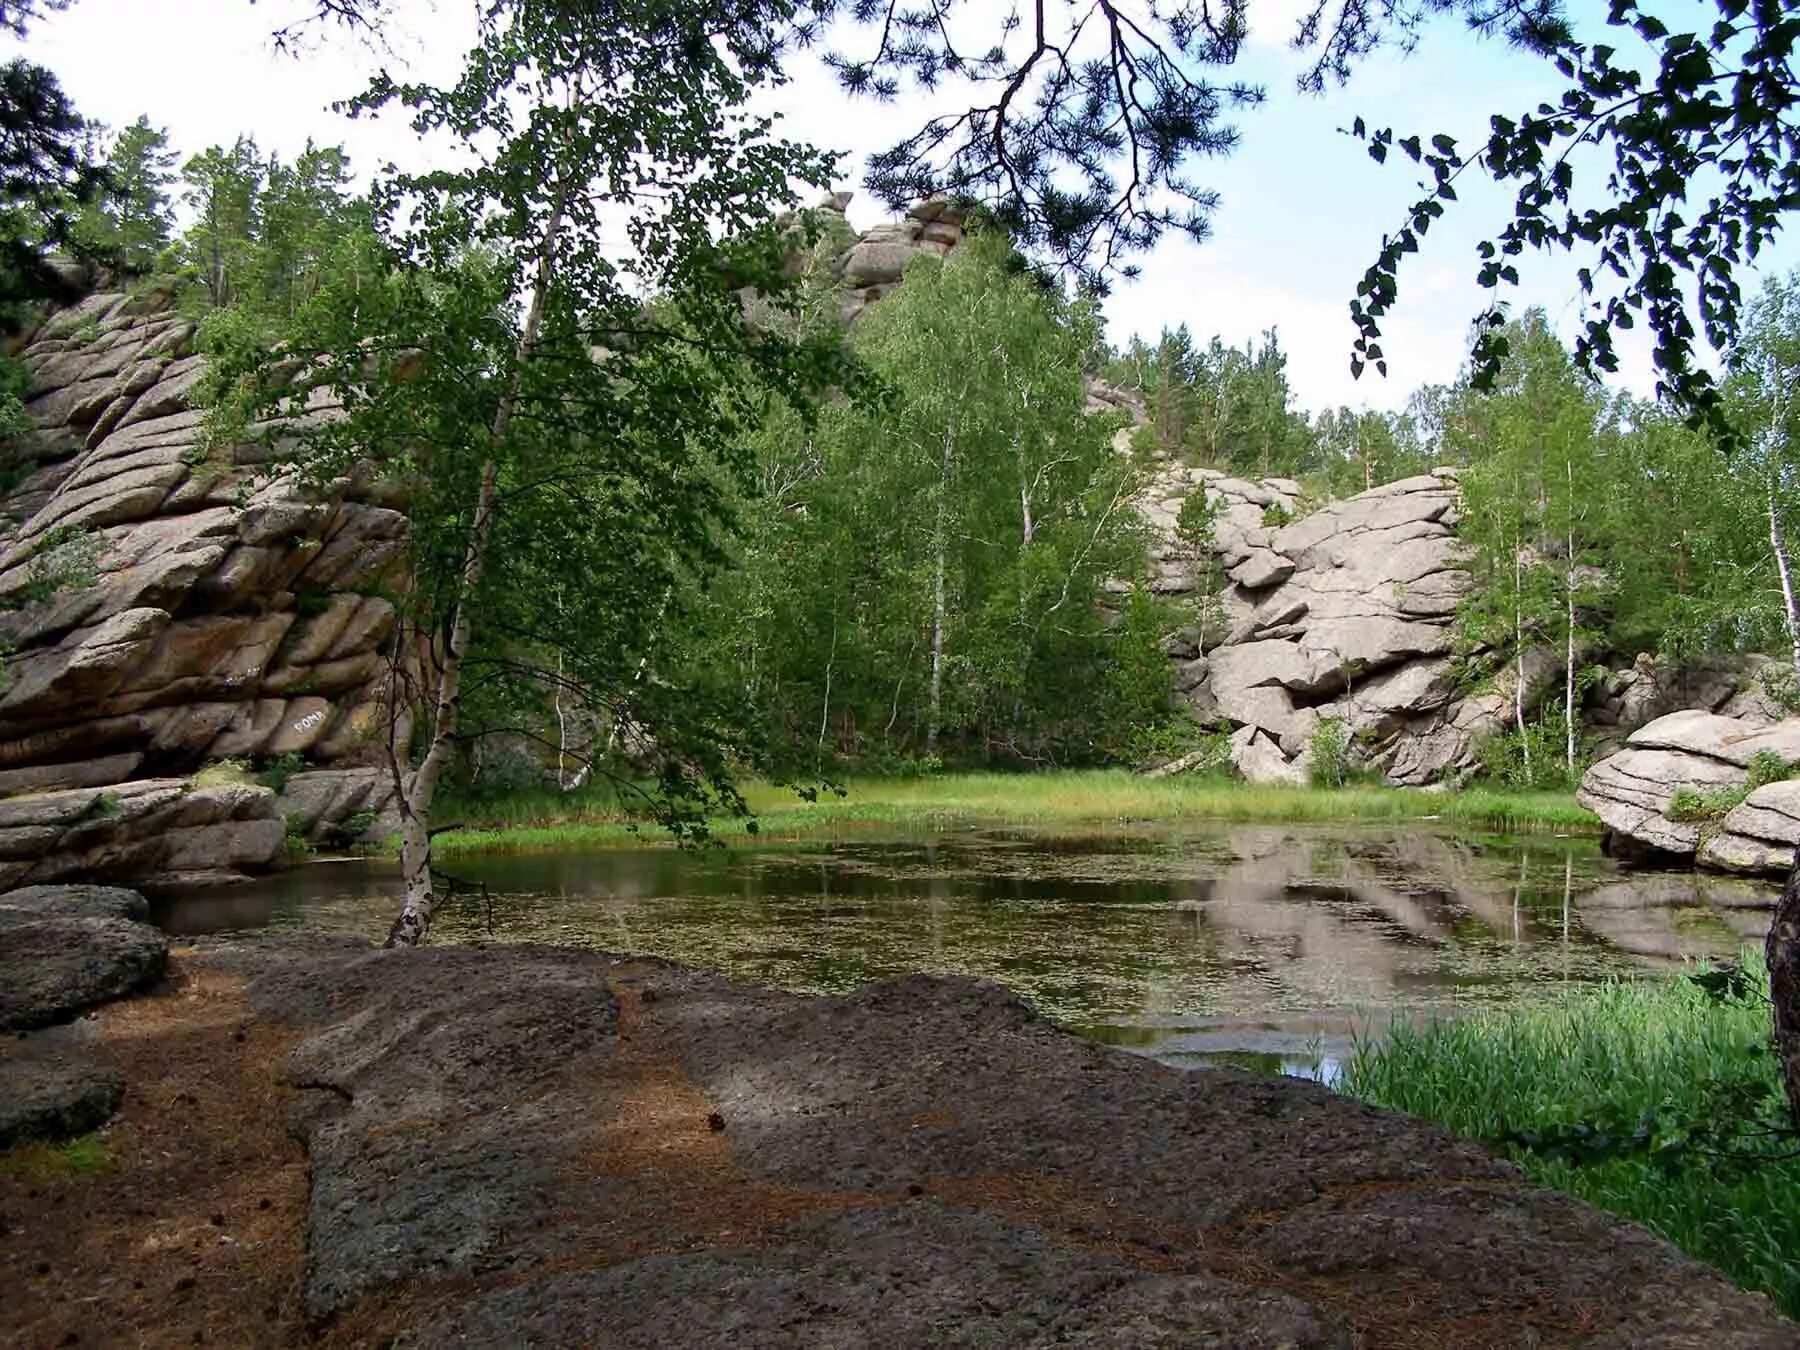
[1351,0,1800,417]
[800,0,1575,287]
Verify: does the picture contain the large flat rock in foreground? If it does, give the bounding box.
[215,940,1791,1346]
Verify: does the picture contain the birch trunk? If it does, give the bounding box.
[925,419,953,759]
[1566,457,1577,775]
[386,191,567,948]
[1769,477,1800,684]
[1514,545,1531,782]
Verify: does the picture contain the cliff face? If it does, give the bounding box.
[0,288,400,887]
[1133,460,1521,784]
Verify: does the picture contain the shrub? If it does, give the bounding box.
[1473,722,1582,791]
[1260,501,1293,528]
[1307,716,1352,788]
[1747,749,1792,790]
[256,751,306,794]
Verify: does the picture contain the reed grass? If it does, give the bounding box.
[426,770,1595,857]
[1343,955,1800,1316]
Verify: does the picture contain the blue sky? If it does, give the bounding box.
[12,0,1791,413]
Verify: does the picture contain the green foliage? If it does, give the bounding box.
[1473,723,1582,792]
[425,771,1597,856]
[205,0,851,883]
[1662,769,1780,827]
[256,752,305,794]
[1344,956,1800,1316]
[0,352,30,444]
[0,1132,111,1179]
[0,52,103,320]
[685,233,1159,772]
[1106,325,1316,476]
[1259,500,1292,529]
[71,115,177,274]
[1747,749,1792,791]
[178,137,367,328]
[1309,403,1428,495]
[1350,0,1800,422]
[1306,716,1352,789]
[9,523,100,607]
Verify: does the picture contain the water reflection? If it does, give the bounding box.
[158,824,1774,1072]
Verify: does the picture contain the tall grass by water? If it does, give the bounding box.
[427,770,1596,856]
[1343,955,1800,1317]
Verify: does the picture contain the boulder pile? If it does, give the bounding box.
[1578,710,1800,875]
[0,882,166,1147]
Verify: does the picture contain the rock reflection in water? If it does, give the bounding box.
[158,824,1774,1072]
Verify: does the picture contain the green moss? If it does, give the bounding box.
[192,759,254,789]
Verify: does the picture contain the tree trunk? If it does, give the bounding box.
[386,190,568,948]
[1514,546,1531,782]
[1768,477,1800,684]
[1565,456,1578,776]
[817,612,837,766]
[1564,582,1576,775]
[925,419,953,759]
[1769,849,1800,1134]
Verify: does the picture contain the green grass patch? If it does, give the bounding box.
[1343,955,1800,1317]
[425,770,1596,857]
[0,1133,112,1180]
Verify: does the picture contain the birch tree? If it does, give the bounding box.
[207,0,843,945]
[1727,279,1800,686]
[1453,313,1601,784]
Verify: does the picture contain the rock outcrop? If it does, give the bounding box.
[1587,652,1792,755]
[170,937,1792,1345]
[0,288,403,883]
[1577,710,1800,873]
[0,1055,123,1148]
[1138,464,1520,784]
[0,882,167,1030]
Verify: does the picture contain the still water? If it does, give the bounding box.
[158,823,1775,1076]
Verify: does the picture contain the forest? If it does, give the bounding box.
[16,111,1800,797]
[5,1,1800,1337]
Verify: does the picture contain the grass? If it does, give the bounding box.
[1342,954,1800,1317]
[425,770,1596,857]
[0,1134,111,1180]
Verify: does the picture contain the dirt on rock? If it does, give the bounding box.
[0,956,310,1349]
[4,936,1796,1348]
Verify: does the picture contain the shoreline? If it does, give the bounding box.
[420,771,1598,858]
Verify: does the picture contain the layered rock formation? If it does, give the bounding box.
[1,288,401,883]
[1137,463,1520,784]
[1579,710,1800,875]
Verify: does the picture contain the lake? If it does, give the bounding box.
[156,822,1775,1078]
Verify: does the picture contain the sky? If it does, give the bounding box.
[9,0,1790,414]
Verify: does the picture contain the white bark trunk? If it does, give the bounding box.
[925,419,953,759]
[1565,583,1576,774]
[1566,456,1577,775]
[1770,477,1800,684]
[1514,546,1531,782]
[817,614,837,763]
[386,189,568,948]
